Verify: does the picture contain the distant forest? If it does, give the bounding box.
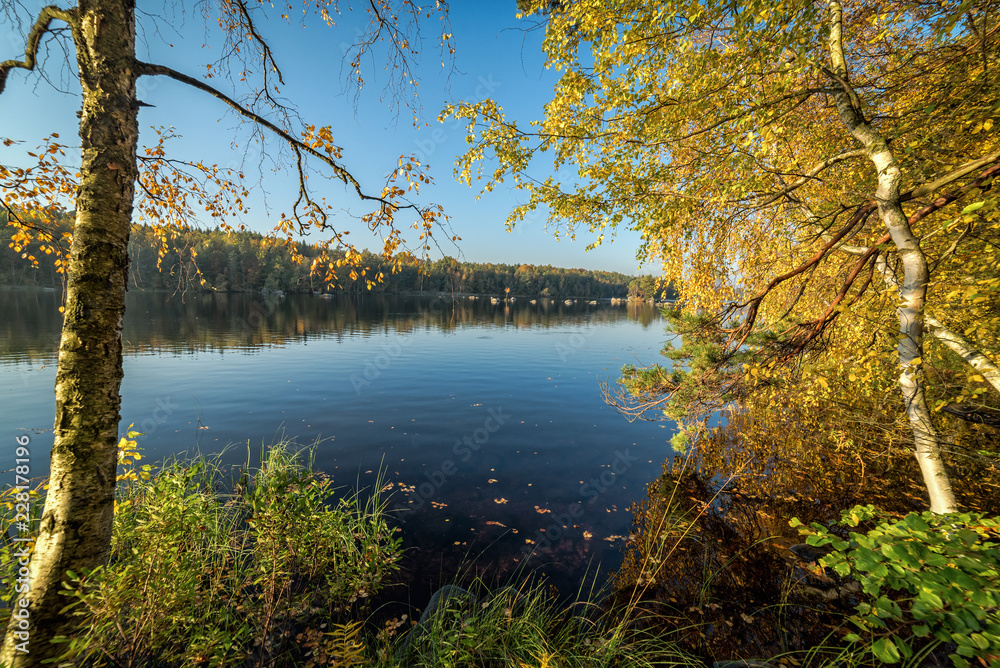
[1,219,673,299]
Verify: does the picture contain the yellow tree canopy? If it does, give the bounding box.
[449,0,1000,512]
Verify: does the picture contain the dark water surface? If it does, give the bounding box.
[1,288,677,593]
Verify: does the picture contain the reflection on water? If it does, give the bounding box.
[612,465,857,663]
[1,288,673,596]
[0,289,665,364]
[612,398,1000,663]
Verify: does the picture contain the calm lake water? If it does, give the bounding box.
[1,288,677,595]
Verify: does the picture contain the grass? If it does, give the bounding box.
[383,577,698,668]
[23,438,402,667]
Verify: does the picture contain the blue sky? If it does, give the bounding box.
[1,2,653,275]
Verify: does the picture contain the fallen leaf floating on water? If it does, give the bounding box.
[485,520,507,528]
[525,539,535,544]
[494,498,508,504]
[534,506,551,514]
[604,535,623,542]
[583,531,593,540]
[430,501,447,509]
[487,478,498,484]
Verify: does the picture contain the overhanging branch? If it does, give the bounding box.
[136,60,406,214]
[727,201,877,348]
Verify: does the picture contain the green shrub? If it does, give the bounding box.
[794,505,1000,668]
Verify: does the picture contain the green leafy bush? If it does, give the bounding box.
[793,505,1000,667]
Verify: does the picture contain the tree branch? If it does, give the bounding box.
[757,148,866,208]
[728,202,876,348]
[136,60,404,213]
[0,4,76,95]
[817,157,1000,257]
[925,315,1000,396]
[907,162,1000,227]
[905,150,1000,202]
[229,0,285,108]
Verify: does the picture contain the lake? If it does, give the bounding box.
[1,288,677,596]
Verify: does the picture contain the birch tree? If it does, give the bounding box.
[0,0,451,663]
[449,0,999,513]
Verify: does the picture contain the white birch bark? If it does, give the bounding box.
[827,0,957,514]
[924,315,1000,395]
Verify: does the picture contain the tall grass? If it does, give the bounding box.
[49,441,402,667]
[381,577,699,668]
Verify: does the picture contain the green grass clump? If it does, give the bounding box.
[387,579,697,668]
[52,441,401,667]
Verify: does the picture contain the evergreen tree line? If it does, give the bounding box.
[2,219,670,299]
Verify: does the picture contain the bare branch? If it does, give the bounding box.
[0,4,76,95]
[225,0,286,111]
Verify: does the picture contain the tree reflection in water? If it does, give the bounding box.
[611,404,1000,664]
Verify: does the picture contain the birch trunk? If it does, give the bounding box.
[826,0,957,514]
[1,0,138,662]
[924,315,1000,395]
